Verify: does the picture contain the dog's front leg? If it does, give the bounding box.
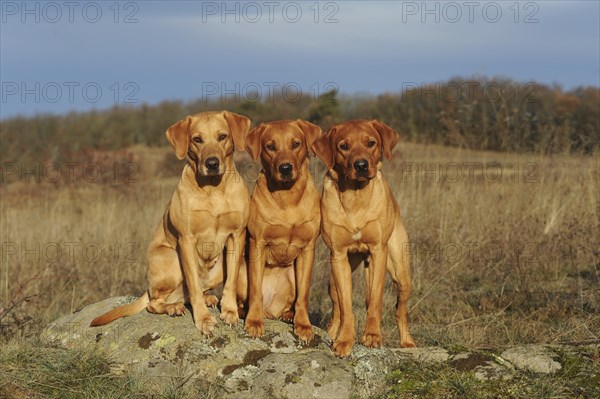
[179,236,216,335]
[244,237,266,337]
[361,245,388,348]
[330,249,355,357]
[293,243,316,343]
[220,231,244,326]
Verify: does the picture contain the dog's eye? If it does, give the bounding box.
[192,137,203,144]
[292,140,301,149]
[367,139,377,148]
[266,143,276,151]
[339,142,349,151]
[218,133,228,142]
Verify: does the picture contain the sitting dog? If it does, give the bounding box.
[90,111,251,334]
[239,119,322,343]
[311,119,416,357]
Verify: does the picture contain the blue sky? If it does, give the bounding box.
[1,0,599,118]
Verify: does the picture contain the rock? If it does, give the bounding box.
[394,346,450,364]
[225,351,353,399]
[43,297,574,396]
[42,297,399,398]
[351,346,402,398]
[501,345,562,374]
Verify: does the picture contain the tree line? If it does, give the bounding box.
[1,78,598,165]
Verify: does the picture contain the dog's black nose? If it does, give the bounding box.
[354,159,369,173]
[205,157,220,171]
[279,163,293,176]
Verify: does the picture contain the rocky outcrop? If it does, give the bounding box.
[501,346,561,374]
[42,297,584,398]
[42,297,392,398]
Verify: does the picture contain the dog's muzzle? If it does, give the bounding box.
[278,163,293,178]
[205,157,220,175]
[353,159,369,174]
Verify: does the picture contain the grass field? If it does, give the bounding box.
[1,142,599,398]
[2,142,598,349]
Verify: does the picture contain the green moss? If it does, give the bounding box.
[381,346,600,399]
[554,347,600,397]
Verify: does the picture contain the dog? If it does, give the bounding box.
[311,119,416,357]
[238,119,322,343]
[90,111,251,334]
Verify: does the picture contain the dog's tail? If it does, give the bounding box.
[89,292,149,327]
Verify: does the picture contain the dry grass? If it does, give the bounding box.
[0,338,220,399]
[1,143,598,348]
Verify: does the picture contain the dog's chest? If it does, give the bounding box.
[189,191,245,231]
[326,201,382,244]
[189,208,243,235]
[322,179,393,250]
[262,217,316,242]
[344,221,382,253]
[262,221,316,265]
[185,193,246,261]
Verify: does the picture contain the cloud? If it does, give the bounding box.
[1,0,598,117]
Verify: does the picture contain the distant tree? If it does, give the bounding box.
[307,89,341,130]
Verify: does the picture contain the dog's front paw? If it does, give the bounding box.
[361,332,382,348]
[165,302,186,316]
[204,294,219,308]
[332,339,354,358]
[400,336,417,348]
[244,318,265,338]
[294,322,314,344]
[280,310,294,322]
[220,308,239,326]
[195,314,217,335]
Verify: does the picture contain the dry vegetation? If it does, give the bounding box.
[1,79,599,397]
[1,142,598,349]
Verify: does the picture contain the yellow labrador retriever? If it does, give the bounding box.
[90,111,251,334]
[239,120,322,343]
[312,119,416,357]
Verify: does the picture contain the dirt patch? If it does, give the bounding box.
[221,349,273,375]
[305,334,323,348]
[450,353,493,371]
[174,345,185,362]
[244,349,272,365]
[210,336,230,349]
[138,333,160,349]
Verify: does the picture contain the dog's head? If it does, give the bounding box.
[311,120,398,182]
[165,111,251,177]
[245,119,322,183]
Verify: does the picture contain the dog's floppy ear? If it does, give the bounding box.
[311,127,335,169]
[223,111,251,152]
[370,120,399,160]
[166,116,192,160]
[294,119,322,155]
[245,123,267,162]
